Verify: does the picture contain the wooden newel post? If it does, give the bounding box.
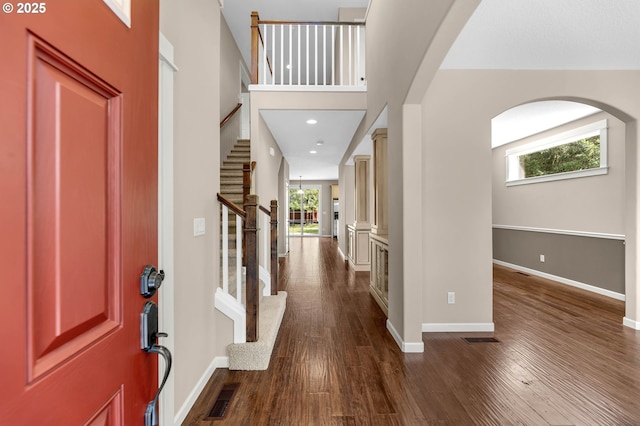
[251,11,259,84]
[270,200,278,295]
[245,194,259,342]
[242,163,251,266]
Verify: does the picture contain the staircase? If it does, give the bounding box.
[220,139,250,206]
[220,139,250,272]
[216,139,287,371]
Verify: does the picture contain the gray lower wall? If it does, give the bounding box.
[493,228,625,295]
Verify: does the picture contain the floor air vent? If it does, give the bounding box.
[464,337,500,343]
[516,271,531,277]
[206,383,239,420]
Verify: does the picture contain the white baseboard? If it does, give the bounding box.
[347,258,370,271]
[337,246,346,260]
[623,317,640,330]
[174,356,229,425]
[422,322,495,332]
[386,320,424,353]
[259,265,271,296]
[493,259,626,301]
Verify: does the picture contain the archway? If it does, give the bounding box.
[491,100,627,310]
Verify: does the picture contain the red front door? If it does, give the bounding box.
[0,1,160,424]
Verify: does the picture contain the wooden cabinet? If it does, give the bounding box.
[370,233,389,315]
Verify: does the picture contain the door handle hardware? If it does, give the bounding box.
[140,265,165,298]
[140,301,172,426]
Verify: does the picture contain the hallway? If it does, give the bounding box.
[184,237,640,425]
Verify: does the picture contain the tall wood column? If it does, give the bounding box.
[353,155,371,229]
[371,128,388,236]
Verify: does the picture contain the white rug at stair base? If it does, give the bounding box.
[228,291,287,370]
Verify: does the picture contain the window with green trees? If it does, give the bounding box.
[506,119,608,186]
[520,135,600,178]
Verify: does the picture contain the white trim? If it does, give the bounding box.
[337,246,346,260]
[347,257,369,271]
[102,0,131,28]
[249,84,366,93]
[493,259,626,301]
[173,356,229,426]
[505,166,608,186]
[623,317,640,330]
[422,323,495,332]
[505,119,608,186]
[259,265,271,296]
[492,224,625,241]
[386,320,424,353]
[505,119,607,157]
[214,288,247,343]
[158,33,177,426]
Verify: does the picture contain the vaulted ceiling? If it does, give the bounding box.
[222,0,640,180]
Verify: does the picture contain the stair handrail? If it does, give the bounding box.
[220,102,242,129]
[217,193,246,219]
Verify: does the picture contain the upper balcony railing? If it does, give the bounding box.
[251,11,366,89]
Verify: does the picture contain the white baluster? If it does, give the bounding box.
[271,24,275,85]
[331,25,335,85]
[280,25,284,85]
[236,213,243,304]
[262,24,268,85]
[348,25,353,86]
[323,25,326,85]
[297,24,301,85]
[339,25,344,85]
[222,205,229,295]
[288,25,292,85]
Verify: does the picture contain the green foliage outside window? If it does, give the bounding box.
[289,189,319,212]
[520,135,600,178]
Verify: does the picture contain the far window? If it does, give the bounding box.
[506,119,608,186]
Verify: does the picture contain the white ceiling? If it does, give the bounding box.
[492,101,601,148]
[222,0,639,180]
[441,0,640,70]
[260,110,365,180]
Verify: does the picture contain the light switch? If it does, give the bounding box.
[194,218,206,237]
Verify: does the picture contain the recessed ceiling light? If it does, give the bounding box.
[309,150,317,154]
[306,119,317,124]
[316,140,324,146]
[286,64,291,69]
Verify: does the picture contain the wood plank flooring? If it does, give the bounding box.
[183,237,640,425]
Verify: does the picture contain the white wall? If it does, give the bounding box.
[493,111,625,234]
[160,0,232,421]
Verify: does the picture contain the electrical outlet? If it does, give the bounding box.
[447,292,455,304]
[540,254,545,262]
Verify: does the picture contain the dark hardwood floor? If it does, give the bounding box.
[183,237,640,425]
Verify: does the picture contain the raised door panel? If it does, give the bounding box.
[29,39,122,379]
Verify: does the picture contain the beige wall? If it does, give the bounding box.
[493,111,626,234]
[341,0,479,347]
[423,69,640,328]
[254,114,283,204]
[338,165,355,256]
[220,15,247,162]
[160,0,232,417]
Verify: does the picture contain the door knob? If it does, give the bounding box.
[140,265,165,298]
